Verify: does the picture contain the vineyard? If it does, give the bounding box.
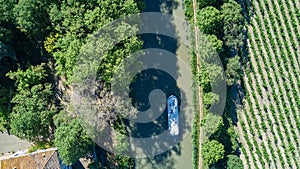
[238,0,300,168]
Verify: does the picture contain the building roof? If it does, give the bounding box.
[0,148,61,169]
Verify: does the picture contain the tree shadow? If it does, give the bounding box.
[125,0,193,168]
[128,69,181,138]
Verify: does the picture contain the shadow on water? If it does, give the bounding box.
[128,68,181,138]
[126,0,192,168]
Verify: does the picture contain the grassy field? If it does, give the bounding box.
[238,0,300,168]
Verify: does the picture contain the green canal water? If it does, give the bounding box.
[133,0,193,168]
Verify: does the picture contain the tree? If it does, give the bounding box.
[0,42,16,79]
[226,155,244,169]
[196,34,224,93]
[7,63,54,141]
[197,0,216,9]
[7,63,47,90]
[202,113,223,140]
[221,0,244,49]
[13,0,51,41]
[0,0,48,66]
[48,0,142,82]
[0,0,16,22]
[207,34,223,52]
[225,55,241,86]
[10,84,55,141]
[0,86,12,133]
[0,0,18,45]
[54,117,91,165]
[227,125,239,152]
[0,42,16,61]
[184,0,193,21]
[197,6,221,35]
[203,92,220,107]
[202,140,225,166]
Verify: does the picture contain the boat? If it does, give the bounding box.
[167,95,179,136]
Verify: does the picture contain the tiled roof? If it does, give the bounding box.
[0,148,61,169]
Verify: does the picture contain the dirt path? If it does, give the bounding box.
[191,0,204,168]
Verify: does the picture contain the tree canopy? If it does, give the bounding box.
[221,0,244,49]
[197,0,216,9]
[13,0,52,41]
[7,64,55,142]
[7,64,47,90]
[207,34,223,52]
[54,115,91,165]
[197,6,221,35]
[226,55,241,86]
[48,0,142,82]
[9,83,55,142]
[202,140,225,166]
[226,154,244,169]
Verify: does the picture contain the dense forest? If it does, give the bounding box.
[0,0,144,167]
[0,0,246,168]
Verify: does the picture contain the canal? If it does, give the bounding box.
[132,0,193,168]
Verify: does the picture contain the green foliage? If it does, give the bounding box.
[197,65,210,91]
[197,0,217,9]
[13,0,51,40]
[51,32,83,80]
[227,125,239,152]
[97,36,143,84]
[44,33,59,53]
[48,0,142,82]
[226,55,241,86]
[28,141,52,153]
[53,110,72,128]
[226,155,244,169]
[184,0,194,21]
[221,0,244,49]
[6,63,47,90]
[0,0,17,24]
[197,63,223,93]
[114,121,129,154]
[0,86,12,131]
[202,113,223,140]
[0,0,17,45]
[115,156,134,168]
[10,83,55,142]
[203,92,219,106]
[207,34,223,52]
[54,118,91,165]
[0,27,15,45]
[197,6,221,35]
[202,140,225,166]
[0,42,16,60]
[7,63,54,142]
